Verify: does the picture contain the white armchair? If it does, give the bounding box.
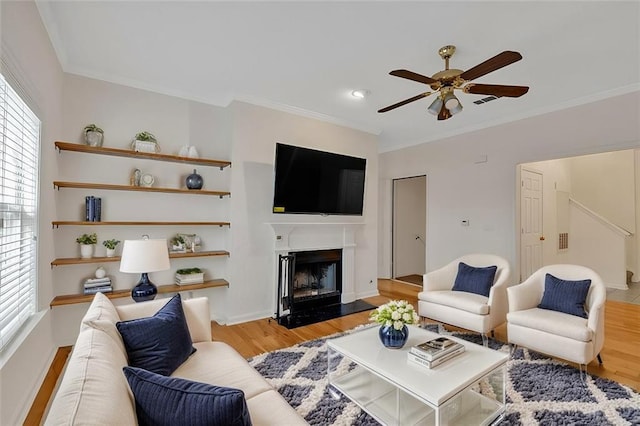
[417,254,512,345]
[506,264,606,369]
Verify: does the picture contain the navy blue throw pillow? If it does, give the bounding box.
[451,262,498,297]
[538,273,591,318]
[116,294,195,376]
[124,366,252,426]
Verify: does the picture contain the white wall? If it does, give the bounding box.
[569,150,636,233]
[0,1,63,424]
[227,101,379,323]
[378,91,640,278]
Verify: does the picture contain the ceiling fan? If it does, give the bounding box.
[378,45,529,120]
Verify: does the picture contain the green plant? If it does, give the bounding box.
[76,233,97,245]
[102,239,120,250]
[369,300,419,330]
[83,124,103,134]
[134,131,157,142]
[176,267,202,275]
[171,235,185,245]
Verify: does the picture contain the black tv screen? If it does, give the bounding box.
[273,143,366,215]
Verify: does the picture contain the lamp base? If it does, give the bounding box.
[131,273,157,303]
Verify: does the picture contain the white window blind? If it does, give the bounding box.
[0,72,40,351]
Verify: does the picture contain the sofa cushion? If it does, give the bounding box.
[507,308,592,342]
[419,290,489,315]
[173,342,273,399]
[124,366,252,426]
[116,294,195,376]
[538,273,590,318]
[452,262,497,297]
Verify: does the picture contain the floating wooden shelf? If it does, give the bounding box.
[50,278,229,307]
[52,221,230,228]
[51,250,230,266]
[53,181,230,197]
[55,141,231,169]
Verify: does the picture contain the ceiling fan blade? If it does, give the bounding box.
[459,51,523,82]
[437,103,451,121]
[378,92,431,113]
[389,69,437,85]
[464,83,529,97]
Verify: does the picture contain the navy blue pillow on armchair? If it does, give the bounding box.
[538,273,591,318]
[451,262,498,297]
[124,366,252,426]
[116,294,195,376]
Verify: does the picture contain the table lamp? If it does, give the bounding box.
[120,237,170,302]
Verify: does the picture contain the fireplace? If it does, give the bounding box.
[277,249,342,326]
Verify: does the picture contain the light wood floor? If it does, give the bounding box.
[212,279,640,392]
[25,279,640,425]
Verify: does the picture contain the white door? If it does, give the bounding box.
[520,169,544,280]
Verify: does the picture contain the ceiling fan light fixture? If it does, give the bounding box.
[427,97,443,115]
[448,101,463,115]
[443,92,460,109]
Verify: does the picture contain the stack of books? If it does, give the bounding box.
[407,336,465,369]
[83,277,113,295]
[85,196,102,222]
[175,271,204,285]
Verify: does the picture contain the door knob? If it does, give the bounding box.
[539,236,545,241]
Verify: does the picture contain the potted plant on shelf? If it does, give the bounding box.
[102,239,120,257]
[76,233,98,259]
[131,131,160,153]
[83,124,104,147]
[170,235,186,253]
[175,267,204,285]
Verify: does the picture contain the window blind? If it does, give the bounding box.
[0,72,40,351]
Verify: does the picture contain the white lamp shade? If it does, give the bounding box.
[119,239,170,273]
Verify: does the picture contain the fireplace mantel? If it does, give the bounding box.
[267,222,364,252]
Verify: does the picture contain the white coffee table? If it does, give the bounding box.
[327,325,508,426]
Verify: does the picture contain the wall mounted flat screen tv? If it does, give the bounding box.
[273,143,366,215]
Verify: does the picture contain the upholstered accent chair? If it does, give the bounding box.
[506,264,606,371]
[417,254,512,346]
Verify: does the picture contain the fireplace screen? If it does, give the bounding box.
[276,248,342,325]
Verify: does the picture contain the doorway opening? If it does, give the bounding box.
[392,175,426,286]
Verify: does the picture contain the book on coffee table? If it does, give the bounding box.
[410,337,464,361]
[408,344,465,369]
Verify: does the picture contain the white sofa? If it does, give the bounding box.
[45,293,305,425]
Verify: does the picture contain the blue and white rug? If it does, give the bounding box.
[249,325,640,425]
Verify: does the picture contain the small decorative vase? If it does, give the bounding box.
[379,324,409,349]
[186,169,203,190]
[95,266,106,279]
[85,131,103,147]
[80,244,94,259]
[106,248,116,257]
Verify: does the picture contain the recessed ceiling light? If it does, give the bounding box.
[351,89,370,99]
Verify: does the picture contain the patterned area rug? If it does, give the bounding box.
[248,325,640,425]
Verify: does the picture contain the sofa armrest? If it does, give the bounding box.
[423,264,457,292]
[116,296,212,343]
[507,278,542,312]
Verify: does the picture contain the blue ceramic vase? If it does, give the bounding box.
[378,324,409,349]
[186,169,203,190]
